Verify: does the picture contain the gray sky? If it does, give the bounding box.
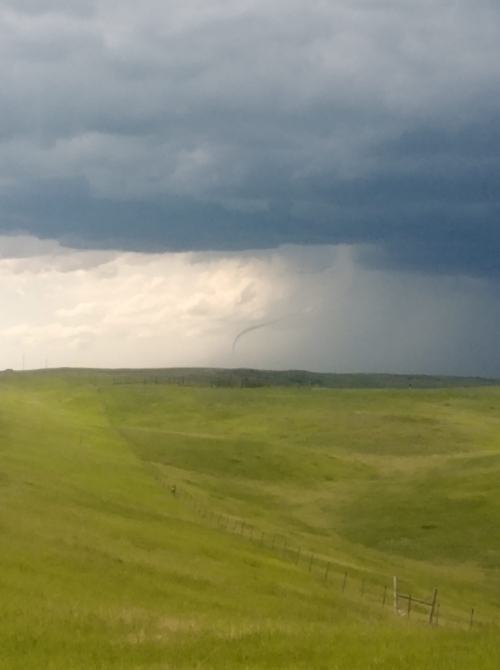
[0,0,499,374]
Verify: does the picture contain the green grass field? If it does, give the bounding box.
[1,370,500,668]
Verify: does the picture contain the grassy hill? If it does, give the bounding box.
[10,366,499,388]
[1,369,500,668]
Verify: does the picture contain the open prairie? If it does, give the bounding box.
[1,370,500,668]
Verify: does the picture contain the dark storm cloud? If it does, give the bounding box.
[1,0,499,277]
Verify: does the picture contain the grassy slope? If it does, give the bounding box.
[0,372,499,668]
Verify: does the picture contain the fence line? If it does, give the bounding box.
[150,468,488,632]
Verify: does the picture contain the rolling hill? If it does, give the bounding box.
[1,369,499,668]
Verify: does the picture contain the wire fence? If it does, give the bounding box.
[149,466,493,633]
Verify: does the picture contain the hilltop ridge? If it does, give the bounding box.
[3,366,499,389]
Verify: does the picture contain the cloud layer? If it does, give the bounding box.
[0,0,499,277]
[1,237,499,375]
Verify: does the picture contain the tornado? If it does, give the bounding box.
[232,311,310,354]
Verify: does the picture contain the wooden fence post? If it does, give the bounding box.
[428,588,438,625]
[324,562,330,582]
[342,572,347,593]
[382,585,387,606]
[407,594,412,619]
[309,553,314,573]
[470,608,474,631]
